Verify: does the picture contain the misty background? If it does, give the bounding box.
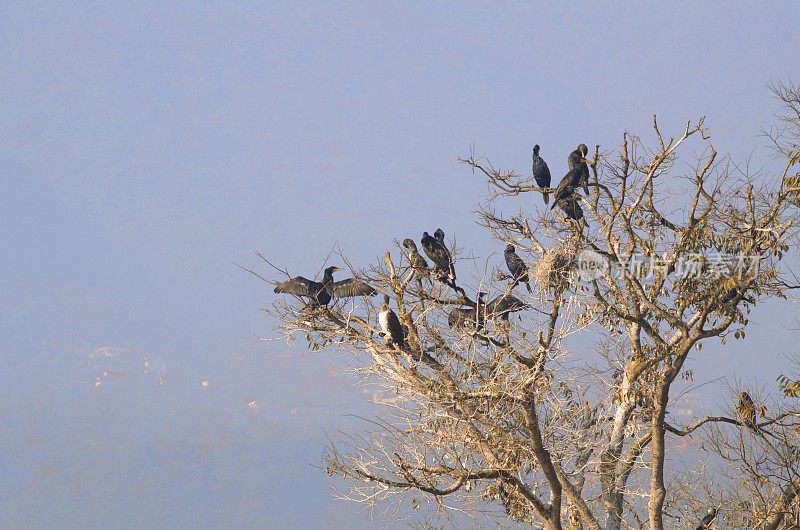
[2,2,799,527]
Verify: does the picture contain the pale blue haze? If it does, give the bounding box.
[1,2,799,528]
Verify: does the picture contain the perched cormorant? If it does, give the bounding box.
[504,244,532,293]
[550,144,589,206]
[379,295,405,349]
[558,197,585,222]
[486,294,528,321]
[434,228,445,243]
[551,159,589,211]
[532,145,551,204]
[695,508,717,529]
[568,143,590,195]
[738,392,758,430]
[720,287,755,305]
[448,293,486,330]
[421,231,456,282]
[403,239,430,278]
[274,266,376,307]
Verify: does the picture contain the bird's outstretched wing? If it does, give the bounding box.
[274,276,317,296]
[331,278,377,298]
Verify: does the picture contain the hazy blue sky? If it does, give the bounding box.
[2,2,800,528]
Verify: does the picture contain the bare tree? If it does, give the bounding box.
[258,84,800,528]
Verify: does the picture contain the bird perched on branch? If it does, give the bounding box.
[504,244,532,293]
[274,266,376,307]
[551,154,590,213]
[568,143,591,195]
[532,145,551,204]
[403,239,429,279]
[449,293,527,330]
[558,197,585,222]
[720,287,755,305]
[695,508,717,529]
[486,294,528,322]
[379,295,405,349]
[738,392,758,431]
[421,231,456,283]
[448,292,486,330]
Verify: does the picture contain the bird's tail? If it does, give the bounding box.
[525,281,532,294]
[543,192,549,205]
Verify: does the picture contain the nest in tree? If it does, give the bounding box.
[534,246,576,292]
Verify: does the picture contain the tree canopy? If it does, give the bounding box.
[259,83,800,529]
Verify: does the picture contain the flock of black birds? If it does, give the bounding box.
[273,142,595,341]
[270,142,764,527]
[532,143,592,221]
[273,225,533,348]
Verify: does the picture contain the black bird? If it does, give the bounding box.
[434,228,445,243]
[695,508,717,529]
[720,287,755,305]
[486,294,528,322]
[403,239,430,278]
[738,392,758,431]
[379,295,405,349]
[568,143,591,195]
[558,197,585,222]
[274,266,377,307]
[550,163,588,211]
[421,231,456,282]
[504,244,532,293]
[448,307,477,330]
[448,293,486,330]
[532,145,552,204]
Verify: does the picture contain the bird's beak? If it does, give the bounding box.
[331,267,341,272]
[581,157,590,164]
